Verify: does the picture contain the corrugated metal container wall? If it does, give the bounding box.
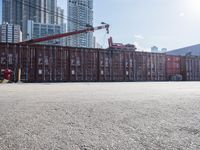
[69,48,98,82]
[83,49,98,81]
[180,57,186,81]
[182,56,200,81]
[135,52,147,81]
[98,50,112,81]
[20,45,36,82]
[146,53,153,81]
[62,48,70,81]
[34,46,58,82]
[69,48,85,81]
[34,46,46,82]
[166,55,181,80]
[146,53,166,81]
[1,43,200,82]
[53,46,69,82]
[124,51,136,81]
[157,53,166,81]
[20,45,70,82]
[111,50,125,81]
[0,44,18,81]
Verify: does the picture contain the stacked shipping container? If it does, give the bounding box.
[181,56,200,81]
[0,44,18,81]
[166,55,181,80]
[0,43,200,82]
[111,50,125,81]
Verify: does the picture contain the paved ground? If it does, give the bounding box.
[0,82,200,150]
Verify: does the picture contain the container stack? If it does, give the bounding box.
[0,43,200,82]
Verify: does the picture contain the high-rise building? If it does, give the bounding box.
[2,0,63,41]
[161,48,167,53]
[47,0,57,24]
[2,0,39,39]
[36,0,52,24]
[93,36,103,49]
[151,46,159,53]
[0,23,22,43]
[67,0,93,48]
[27,20,66,46]
[56,7,64,25]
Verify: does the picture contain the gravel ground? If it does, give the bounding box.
[0,82,200,150]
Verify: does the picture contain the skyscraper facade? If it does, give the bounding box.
[2,0,63,41]
[2,0,39,39]
[0,23,22,43]
[56,7,64,25]
[27,20,66,46]
[67,0,93,48]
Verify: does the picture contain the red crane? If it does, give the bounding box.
[19,23,109,45]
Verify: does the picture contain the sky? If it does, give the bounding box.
[57,0,200,51]
[1,0,200,51]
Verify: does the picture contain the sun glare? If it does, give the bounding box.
[185,0,200,15]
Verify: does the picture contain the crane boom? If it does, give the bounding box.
[19,23,109,45]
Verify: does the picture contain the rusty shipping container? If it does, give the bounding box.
[83,49,98,81]
[134,52,166,81]
[1,43,200,82]
[69,48,84,81]
[20,45,70,82]
[20,45,36,82]
[124,51,136,81]
[166,55,182,80]
[0,44,18,82]
[181,56,200,81]
[135,52,147,81]
[146,53,166,81]
[69,48,98,82]
[98,50,112,81]
[111,50,125,81]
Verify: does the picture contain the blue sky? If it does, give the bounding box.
[58,0,200,50]
[1,0,200,50]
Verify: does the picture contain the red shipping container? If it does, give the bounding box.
[166,55,181,80]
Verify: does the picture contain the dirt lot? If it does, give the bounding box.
[0,82,200,150]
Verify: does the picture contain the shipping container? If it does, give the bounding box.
[0,44,18,82]
[111,50,125,81]
[124,51,136,81]
[166,55,182,81]
[0,43,200,82]
[98,50,112,81]
[148,53,166,81]
[145,53,166,81]
[83,49,98,81]
[53,46,69,82]
[69,48,85,81]
[157,53,166,81]
[20,45,35,82]
[135,52,148,81]
[19,45,70,82]
[181,56,200,81]
[69,48,99,82]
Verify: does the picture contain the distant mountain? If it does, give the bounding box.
[167,44,200,56]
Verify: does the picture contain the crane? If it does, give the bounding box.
[19,23,110,45]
